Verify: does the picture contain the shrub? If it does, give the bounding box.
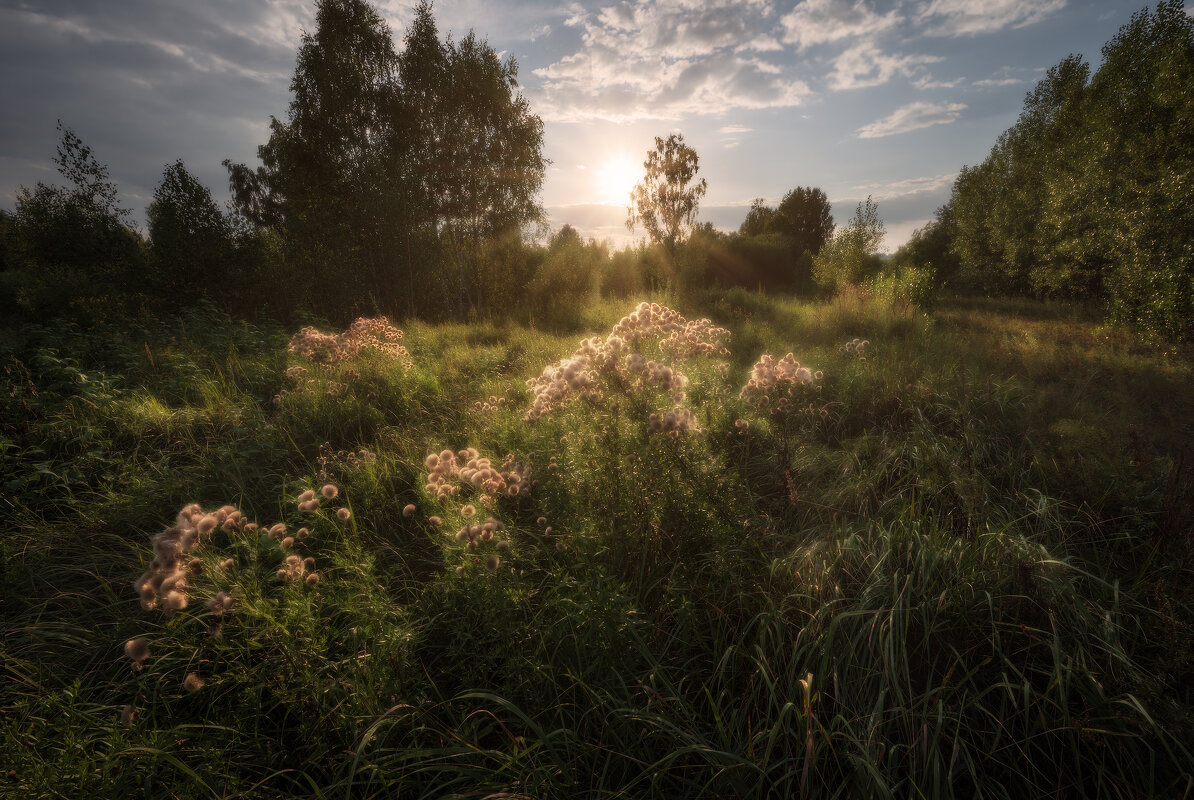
[866,265,938,310]
[813,196,884,291]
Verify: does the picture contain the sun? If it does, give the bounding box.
[595,154,641,205]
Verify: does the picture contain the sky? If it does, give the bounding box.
[0,0,1174,251]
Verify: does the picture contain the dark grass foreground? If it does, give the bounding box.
[2,291,1192,798]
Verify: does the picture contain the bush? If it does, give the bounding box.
[527,227,602,329]
[866,265,939,310]
[601,248,644,298]
[813,197,884,291]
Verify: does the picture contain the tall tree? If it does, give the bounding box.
[627,133,707,257]
[225,0,404,317]
[399,9,545,312]
[738,198,775,237]
[13,123,145,296]
[773,186,834,256]
[148,160,234,304]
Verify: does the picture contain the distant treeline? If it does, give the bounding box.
[0,0,1190,340]
[892,0,1194,341]
[0,0,842,329]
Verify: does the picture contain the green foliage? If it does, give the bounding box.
[730,187,831,293]
[813,196,885,291]
[737,197,775,237]
[627,133,708,256]
[773,185,835,256]
[865,264,939,310]
[890,204,958,286]
[944,1,1194,340]
[600,247,645,298]
[526,226,603,329]
[224,0,546,321]
[4,124,148,322]
[147,160,237,306]
[3,294,1193,797]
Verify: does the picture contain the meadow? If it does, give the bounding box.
[2,290,1192,798]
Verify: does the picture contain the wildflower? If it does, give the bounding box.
[124,637,150,666]
[485,554,500,571]
[297,489,315,504]
[305,573,320,588]
[197,515,217,536]
[207,592,232,616]
[537,517,547,526]
[555,541,566,552]
[281,536,295,549]
[337,508,351,522]
[269,523,286,538]
[303,557,315,571]
[455,566,465,576]
[403,503,416,518]
[428,516,442,526]
[544,526,553,535]
[120,705,138,725]
[496,540,510,552]
[220,558,235,571]
[163,591,188,611]
[321,484,339,500]
[183,673,204,692]
[461,504,476,518]
[300,499,321,512]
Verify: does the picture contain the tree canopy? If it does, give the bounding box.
[627,133,707,256]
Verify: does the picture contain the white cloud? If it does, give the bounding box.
[719,124,752,134]
[857,101,966,138]
[829,42,942,90]
[912,74,964,89]
[781,0,900,49]
[972,66,1029,87]
[532,0,811,122]
[844,172,959,200]
[918,0,1066,36]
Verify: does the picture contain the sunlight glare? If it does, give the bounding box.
[596,154,641,205]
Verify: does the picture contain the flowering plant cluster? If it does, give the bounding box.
[123,479,357,707]
[287,317,412,369]
[739,353,823,415]
[423,447,532,506]
[525,302,729,429]
[843,338,869,358]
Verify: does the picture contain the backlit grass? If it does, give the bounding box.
[2,293,1191,798]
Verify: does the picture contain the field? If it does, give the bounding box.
[2,290,1193,798]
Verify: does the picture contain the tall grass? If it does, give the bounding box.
[1,293,1191,798]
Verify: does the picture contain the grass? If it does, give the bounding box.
[1,291,1192,798]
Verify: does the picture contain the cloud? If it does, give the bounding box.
[829,42,942,90]
[918,0,1067,36]
[856,101,966,138]
[718,124,752,134]
[843,172,958,200]
[972,66,1029,87]
[532,0,811,122]
[780,0,900,49]
[0,1,306,216]
[912,74,964,89]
